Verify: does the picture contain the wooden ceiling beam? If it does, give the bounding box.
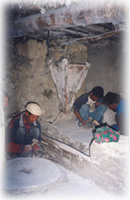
[9,2,126,39]
[60,29,121,46]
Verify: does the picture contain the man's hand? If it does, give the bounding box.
[81,120,88,126]
[23,145,32,153]
[81,117,92,126]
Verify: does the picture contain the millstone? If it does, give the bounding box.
[4,157,61,192]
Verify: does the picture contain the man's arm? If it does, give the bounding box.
[74,110,88,126]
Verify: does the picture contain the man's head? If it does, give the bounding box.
[24,102,42,124]
[104,92,121,112]
[90,86,104,101]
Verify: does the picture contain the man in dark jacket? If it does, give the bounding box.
[73,86,107,127]
[6,102,43,157]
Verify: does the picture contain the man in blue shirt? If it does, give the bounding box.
[104,92,125,134]
[73,86,107,127]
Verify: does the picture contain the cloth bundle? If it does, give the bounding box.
[93,125,120,144]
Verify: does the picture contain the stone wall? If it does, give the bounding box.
[6,40,88,122]
[86,38,124,96]
[5,37,124,122]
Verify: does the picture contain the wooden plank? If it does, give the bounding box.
[60,29,121,45]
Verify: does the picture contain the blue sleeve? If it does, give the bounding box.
[117,100,124,115]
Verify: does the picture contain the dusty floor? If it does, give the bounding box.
[3,157,126,200]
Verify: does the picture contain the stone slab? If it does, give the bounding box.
[42,118,93,155]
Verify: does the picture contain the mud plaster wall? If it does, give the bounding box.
[85,38,124,96]
[6,38,123,122]
[6,40,88,122]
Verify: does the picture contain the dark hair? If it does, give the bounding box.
[92,86,104,98]
[25,110,32,115]
[104,92,121,105]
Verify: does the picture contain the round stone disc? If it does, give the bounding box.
[4,157,61,192]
